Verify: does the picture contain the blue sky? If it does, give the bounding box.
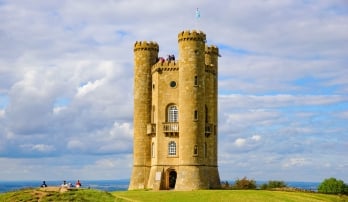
[0,0,347,182]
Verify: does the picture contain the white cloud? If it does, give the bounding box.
[234,138,246,147]
[282,157,309,168]
[251,135,261,141]
[20,144,55,153]
[0,0,347,182]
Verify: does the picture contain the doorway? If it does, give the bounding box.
[168,170,177,189]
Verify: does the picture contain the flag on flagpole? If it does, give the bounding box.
[196,8,200,19]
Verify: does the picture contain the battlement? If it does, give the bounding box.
[152,60,178,74]
[134,41,159,52]
[205,45,219,56]
[178,30,206,42]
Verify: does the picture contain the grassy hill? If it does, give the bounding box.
[1,188,347,202]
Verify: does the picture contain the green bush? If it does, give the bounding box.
[232,177,257,189]
[260,180,287,190]
[220,181,230,189]
[318,177,347,195]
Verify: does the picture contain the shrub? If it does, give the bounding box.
[232,177,257,189]
[221,181,230,189]
[318,177,347,195]
[260,181,287,190]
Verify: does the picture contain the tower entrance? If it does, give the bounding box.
[168,170,177,189]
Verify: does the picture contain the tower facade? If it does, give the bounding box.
[129,30,220,190]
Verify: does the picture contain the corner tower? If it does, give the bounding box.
[129,30,220,191]
[129,41,159,190]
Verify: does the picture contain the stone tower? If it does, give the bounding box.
[129,30,220,191]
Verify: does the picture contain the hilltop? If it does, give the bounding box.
[1,188,347,202]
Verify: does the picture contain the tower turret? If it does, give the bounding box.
[176,30,207,190]
[204,45,220,187]
[129,41,159,190]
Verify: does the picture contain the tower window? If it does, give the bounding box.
[204,142,207,158]
[152,142,155,158]
[168,105,178,122]
[194,145,198,156]
[170,81,177,88]
[194,75,198,86]
[194,110,198,121]
[168,141,176,156]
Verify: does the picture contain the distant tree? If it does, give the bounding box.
[260,181,287,190]
[221,181,230,189]
[318,177,347,195]
[232,177,257,189]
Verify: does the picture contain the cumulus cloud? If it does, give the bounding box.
[0,0,347,182]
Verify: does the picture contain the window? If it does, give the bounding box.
[152,105,155,123]
[205,105,208,123]
[170,81,177,88]
[194,145,198,156]
[194,75,198,86]
[168,141,176,156]
[168,105,178,122]
[194,110,198,121]
[204,142,207,158]
[152,142,155,158]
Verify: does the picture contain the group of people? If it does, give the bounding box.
[157,54,176,63]
[40,180,82,188]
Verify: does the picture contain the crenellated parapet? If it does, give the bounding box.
[134,41,159,52]
[152,60,178,74]
[205,45,219,56]
[178,30,206,42]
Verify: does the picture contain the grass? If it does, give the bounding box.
[1,188,347,202]
[0,188,115,202]
[112,190,348,202]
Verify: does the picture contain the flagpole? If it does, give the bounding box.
[195,8,200,30]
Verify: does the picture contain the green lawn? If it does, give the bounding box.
[0,188,115,202]
[1,188,347,202]
[112,190,348,202]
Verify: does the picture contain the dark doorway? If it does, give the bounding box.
[168,171,177,189]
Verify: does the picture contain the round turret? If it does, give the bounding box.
[129,40,159,190]
[178,30,206,42]
[134,41,159,52]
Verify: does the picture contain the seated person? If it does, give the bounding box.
[76,180,82,188]
[41,181,47,187]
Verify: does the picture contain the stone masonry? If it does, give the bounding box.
[129,30,220,190]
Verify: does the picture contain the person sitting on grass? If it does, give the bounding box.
[41,181,47,187]
[76,180,82,188]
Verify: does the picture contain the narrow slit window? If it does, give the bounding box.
[194,110,198,121]
[152,142,155,158]
[194,75,198,86]
[194,145,198,156]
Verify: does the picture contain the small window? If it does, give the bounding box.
[194,145,198,156]
[194,76,198,86]
[152,142,155,158]
[170,81,177,88]
[194,110,198,121]
[168,141,176,156]
[204,142,207,158]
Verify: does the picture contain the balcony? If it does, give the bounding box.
[205,123,214,137]
[147,123,156,136]
[163,122,179,137]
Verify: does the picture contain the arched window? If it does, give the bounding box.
[167,105,178,122]
[168,141,176,156]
